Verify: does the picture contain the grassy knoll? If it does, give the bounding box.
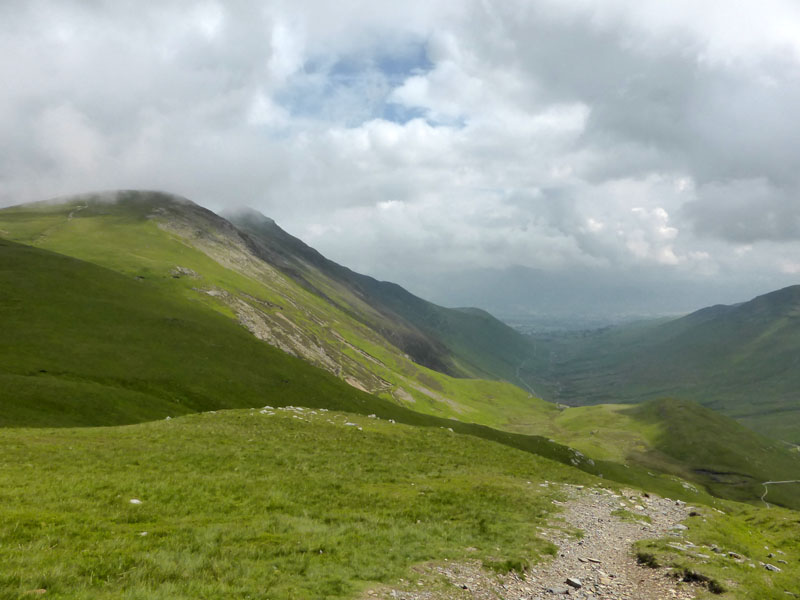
[623,399,800,510]
[0,409,591,599]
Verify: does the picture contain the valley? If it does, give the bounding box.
[522,290,800,444]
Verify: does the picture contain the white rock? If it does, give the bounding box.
[565,577,582,589]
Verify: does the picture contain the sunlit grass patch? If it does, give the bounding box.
[0,410,592,599]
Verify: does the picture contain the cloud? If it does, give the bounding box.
[684,178,800,243]
[2,0,800,315]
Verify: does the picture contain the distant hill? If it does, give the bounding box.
[525,286,800,443]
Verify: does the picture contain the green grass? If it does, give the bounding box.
[611,508,652,524]
[0,238,389,427]
[635,502,800,599]
[0,409,592,599]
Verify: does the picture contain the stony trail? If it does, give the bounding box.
[521,486,696,599]
[364,486,698,600]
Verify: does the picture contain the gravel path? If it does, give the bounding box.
[522,486,696,599]
[364,485,698,600]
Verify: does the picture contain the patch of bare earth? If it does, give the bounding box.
[363,486,699,600]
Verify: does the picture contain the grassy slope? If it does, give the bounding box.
[521,398,800,511]
[0,238,392,426]
[526,290,800,443]
[1,411,797,600]
[636,500,800,599]
[0,409,591,599]
[624,399,800,510]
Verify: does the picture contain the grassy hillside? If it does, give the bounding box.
[2,410,797,599]
[0,409,592,599]
[0,192,540,431]
[513,398,800,511]
[228,208,535,382]
[525,288,800,443]
[625,399,800,509]
[0,238,395,427]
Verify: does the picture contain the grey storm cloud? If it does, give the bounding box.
[3,0,800,316]
[684,179,800,243]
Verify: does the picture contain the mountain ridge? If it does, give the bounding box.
[226,206,533,381]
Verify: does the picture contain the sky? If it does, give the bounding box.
[3,0,800,320]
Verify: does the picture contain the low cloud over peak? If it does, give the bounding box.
[3,0,800,316]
